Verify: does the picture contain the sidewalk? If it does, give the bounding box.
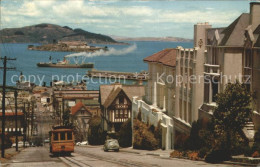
[0,147,24,163]
[120,147,172,158]
[120,147,258,166]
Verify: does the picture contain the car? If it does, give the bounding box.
[103,139,119,152]
[25,141,30,147]
[80,141,88,146]
[44,138,50,143]
[76,142,81,146]
[12,141,25,148]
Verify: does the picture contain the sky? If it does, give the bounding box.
[0,0,254,39]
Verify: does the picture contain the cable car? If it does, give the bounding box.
[49,126,74,155]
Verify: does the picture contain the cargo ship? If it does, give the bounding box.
[37,57,94,68]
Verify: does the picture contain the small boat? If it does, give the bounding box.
[37,57,94,68]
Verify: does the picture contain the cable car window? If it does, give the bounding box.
[60,132,65,140]
[67,132,72,140]
[53,133,58,141]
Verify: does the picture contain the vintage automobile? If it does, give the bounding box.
[103,139,119,152]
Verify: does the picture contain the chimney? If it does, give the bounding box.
[194,22,212,49]
[250,2,260,31]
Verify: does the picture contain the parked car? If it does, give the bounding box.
[80,141,88,146]
[25,141,30,147]
[44,138,50,143]
[12,141,25,148]
[103,139,119,152]
[76,142,81,146]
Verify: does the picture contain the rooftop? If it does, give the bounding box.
[143,48,177,67]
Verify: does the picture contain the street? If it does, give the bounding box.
[1,145,239,167]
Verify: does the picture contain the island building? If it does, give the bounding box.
[132,2,260,149]
[100,83,145,134]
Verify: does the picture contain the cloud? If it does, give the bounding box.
[0,0,248,38]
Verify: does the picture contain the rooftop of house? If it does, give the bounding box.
[0,112,24,116]
[143,48,177,67]
[220,13,250,46]
[100,84,145,106]
[70,101,92,116]
[206,3,260,48]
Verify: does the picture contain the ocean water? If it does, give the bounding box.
[0,41,193,90]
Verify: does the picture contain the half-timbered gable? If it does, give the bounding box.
[100,83,145,133]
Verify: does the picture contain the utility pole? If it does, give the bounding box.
[0,56,16,158]
[27,102,30,143]
[23,102,26,148]
[62,98,64,125]
[14,90,18,151]
[31,101,34,136]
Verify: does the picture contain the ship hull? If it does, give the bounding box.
[37,63,94,68]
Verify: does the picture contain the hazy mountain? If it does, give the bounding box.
[0,23,121,44]
[111,35,193,42]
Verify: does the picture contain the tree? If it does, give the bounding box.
[118,119,132,147]
[133,119,158,150]
[62,109,71,126]
[87,116,105,145]
[212,81,252,157]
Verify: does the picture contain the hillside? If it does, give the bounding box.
[0,23,121,44]
[112,36,193,42]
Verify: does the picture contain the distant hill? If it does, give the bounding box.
[111,35,193,42]
[0,23,122,44]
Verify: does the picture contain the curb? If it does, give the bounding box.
[119,149,140,154]
[222,161,257,167]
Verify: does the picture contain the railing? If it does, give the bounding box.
[204,64,220,75]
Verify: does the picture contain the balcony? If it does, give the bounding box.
[204,64,220,76]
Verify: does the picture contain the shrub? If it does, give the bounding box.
[14,31,24,35]
[133,119,158,150]
[205,148,231,163]
[170,150,183,158]
[174,133,189,150]
[87,116,106,145]
[252,151,260,158]
[137,110,142,121]
[244,145,254,157]
[118,119,132,147]
[154,121,162,149]
[198,147,209,159]
[252,129,260,153]
[188,151,199,161]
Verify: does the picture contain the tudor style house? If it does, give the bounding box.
[100,83,145,133]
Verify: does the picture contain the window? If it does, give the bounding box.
[212,47,218,65]
[120,110,123,118]
[67,132,72,140]
[124,110,128,118]
[245,49,252,68]
[119,96,124,104]
[53,133,58,141]
[60,132,65,140]
[212,79,219,102]
[115,110,119,118]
